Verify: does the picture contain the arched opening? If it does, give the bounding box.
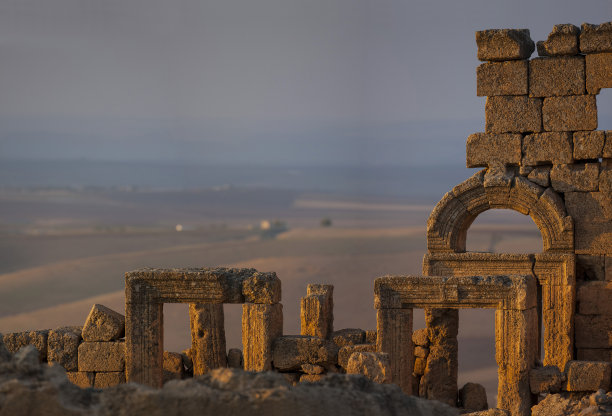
[466,209,543,253]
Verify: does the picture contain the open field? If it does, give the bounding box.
[0,186,542,404]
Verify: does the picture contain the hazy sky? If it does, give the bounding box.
[0,0,611,165]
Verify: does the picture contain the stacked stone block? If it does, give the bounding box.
[469,21,612,369]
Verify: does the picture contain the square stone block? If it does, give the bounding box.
[574,131,605,160]
[241,272,281,304]
[565,192,612,254]
[586,53,612,94]
[550,163,599,192]
[476,29,535,61]
[536,24,580,56]
[522,132,572,166]
[577,255,606,281]
[477,60,528,96]
[466,133,522,167]
[575,314,612,348]
[94,371,126,388]
[485,96,542,133]
[565,360,611,392]
[66,371,94,388]
[81,304,125,342]
[2,330,49,362]
[529,56,585,97]
[577,281,612,315]
[604,131,612,158]
[337,344,376,370]
[78,341,125,372]
[47,326,82,372]
[577,348,612,361]
[543,95,597,132]
[580,22,612,54]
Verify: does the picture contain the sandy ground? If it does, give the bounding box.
[0,189,543,405]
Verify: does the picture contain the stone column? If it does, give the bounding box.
[300,284,333,339]
[542,283,574,370]
[242,303,283,371]
[125,287,164,388]
[376,307,413,394]
[189,303,227,375]
[495,307,538,416]
[420,308,458,407]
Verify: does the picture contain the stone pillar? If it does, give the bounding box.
[189,303,227,375]
[376,306,413,394]
[542,283,574,370]
[420,308,458,407]
[242,303,283,371]
[300,284,333,339]
[495,307,538,416]
[125,288,164,388]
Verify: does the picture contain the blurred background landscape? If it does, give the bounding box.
[1,0,611,405]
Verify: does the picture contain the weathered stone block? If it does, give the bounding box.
[565,192,612,254]
[542,95,597,132]
[331,328,365,348]
[604,131,612,158]
[574,131,605,160]
[586,53,612,94]
[94,371,125,388]
[299,374,324,383]
[577,281,612,315]
[476,60,528,96]
[529,366,565,394]
[529,56,585,97]
[66,371,95,388]
[82,304,125,342]
[346,352,391,384]
[272,335,338,371]
[227,348,243,369]
[485,96,542,133]
[301,363,324,375]
[575,314,612,348]
[577,348,612,361]
[413,357,426,375]
[522,132,572,166]
[337,344,376,369]
[580,22,612,54]
[241,272,281,304]
[412,328,429,347]
[2,330,48,362]
[242,303,283,372]
[459,382,488,412]
[189,303,227,375]
[527,166,551,187]
[365,330,376,344]
[414,346,429,358]
[78,341,125,372]
[536,24,580,56]
[565,360,612,391]
[466,133,522,167]
[577,255,605,281]
[163,351,184,383]
[550,163,599,192]
[476,29,535,61]
[300,284,333,340]
[47,326,82,372]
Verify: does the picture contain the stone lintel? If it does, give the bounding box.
[374,274,536,311]
[126,267,280,304]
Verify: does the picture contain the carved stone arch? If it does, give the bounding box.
[426,169,574,253]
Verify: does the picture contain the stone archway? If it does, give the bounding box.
[421,168,576,407]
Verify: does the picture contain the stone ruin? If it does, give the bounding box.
[1,22,612,416]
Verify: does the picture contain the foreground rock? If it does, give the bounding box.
[0,345,458,416]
